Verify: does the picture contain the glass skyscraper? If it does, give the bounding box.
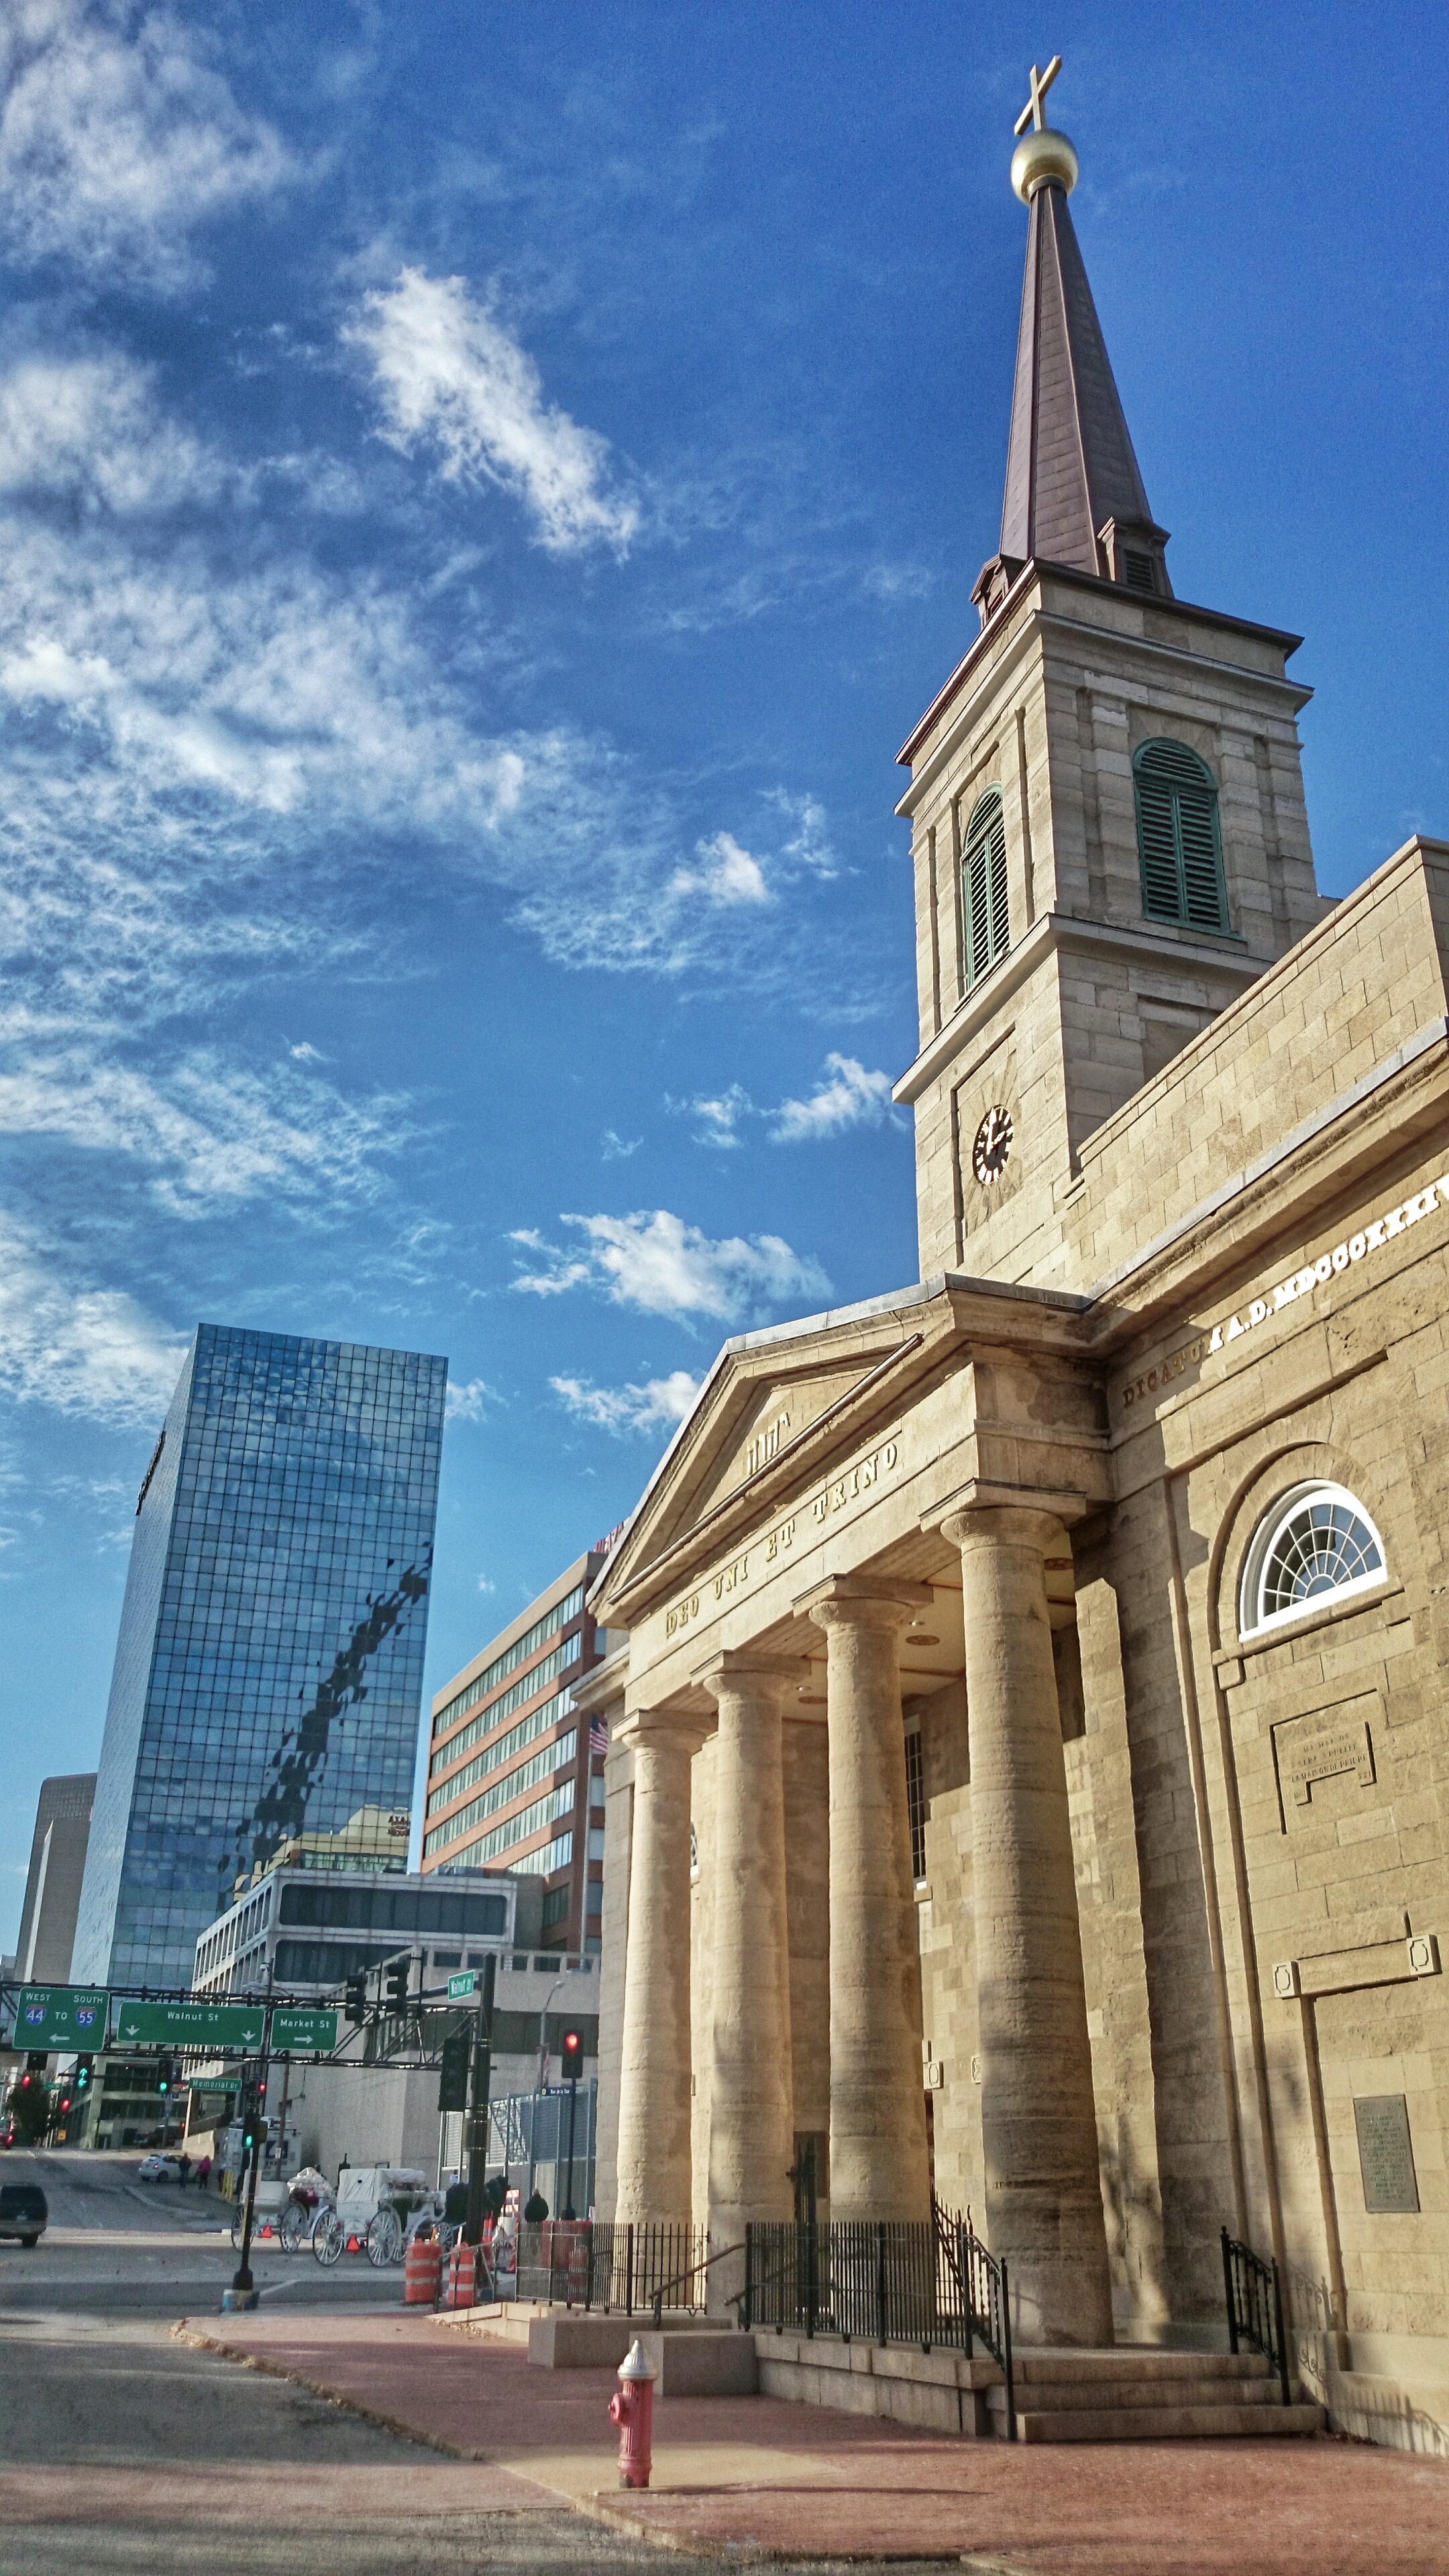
[73,1325,447,1992]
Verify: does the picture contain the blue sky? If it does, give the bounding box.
[2,1,1447,1948]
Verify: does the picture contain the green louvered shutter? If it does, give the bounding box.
[1134,741,1228,933]
[962,790,1008,990]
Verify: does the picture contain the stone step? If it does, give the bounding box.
[1008,2347,1272,2385]
[1006,2399,1325,2445]
[987,2371,1285,2415]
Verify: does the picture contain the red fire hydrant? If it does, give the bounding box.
[608,2338,656,2489]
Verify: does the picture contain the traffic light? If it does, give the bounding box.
[561,2029,582,2080]
[25,2051,46,2074]
[437,2025,470,2115]
[74,2056,94,2093]
[238,2068,267,2158]
[384,1955,411,2012]
[345,1972,368,2026]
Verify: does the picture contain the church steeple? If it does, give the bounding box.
[975,58,1171,623]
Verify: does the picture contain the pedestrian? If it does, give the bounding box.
[197,2153,212,2192]
[176,2151,191,2190]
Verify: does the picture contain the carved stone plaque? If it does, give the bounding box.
[1353,2094,1419,2214]
[1271,1696,1377,1831]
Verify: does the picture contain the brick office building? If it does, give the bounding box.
[421,1542,620,1953]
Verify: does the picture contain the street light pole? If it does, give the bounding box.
[225,1999,272,2312]
[528,1973,563,2203]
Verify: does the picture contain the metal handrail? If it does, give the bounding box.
[649,2237,744,2324]
[936,2202,1014,2440]
[1222,2226,1291,2406]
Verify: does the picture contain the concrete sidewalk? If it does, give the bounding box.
[175,2307,1449,2571]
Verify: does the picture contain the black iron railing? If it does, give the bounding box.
[736,2202,1015,2438]
[582,2220,708,2314]
[1221,2226,1291,2406]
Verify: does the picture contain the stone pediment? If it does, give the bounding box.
[594,1289,959,1622]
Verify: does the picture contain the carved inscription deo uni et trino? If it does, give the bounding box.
[664,1436,902,1640]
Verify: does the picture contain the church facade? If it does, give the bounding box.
[580,79,1449,2449]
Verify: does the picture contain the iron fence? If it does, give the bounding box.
[1221,2226,1291,2405]
[738,2202,1014,2436]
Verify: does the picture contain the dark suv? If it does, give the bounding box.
[0,2181,47,2247]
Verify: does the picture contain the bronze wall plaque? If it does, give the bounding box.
[1353,2094,1419,2214]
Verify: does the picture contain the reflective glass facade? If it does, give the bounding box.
[73,1325,447,1991]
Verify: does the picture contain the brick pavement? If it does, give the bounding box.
[172,2308,1449,2571]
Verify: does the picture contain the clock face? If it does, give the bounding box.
[971,1104,1014,1187]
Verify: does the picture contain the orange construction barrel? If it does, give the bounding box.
[404,2234,442,2306]
[445,2238,476,2310]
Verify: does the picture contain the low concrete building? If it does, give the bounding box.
[192,1858,540,1996]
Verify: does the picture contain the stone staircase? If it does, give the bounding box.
[987,2346,1324,2443]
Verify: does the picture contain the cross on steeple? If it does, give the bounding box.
[1014,54,1062,137]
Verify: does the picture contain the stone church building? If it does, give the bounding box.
[581,77,1449,2448]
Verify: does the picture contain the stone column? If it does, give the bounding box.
[700,1655,798,2268]
[943,1505,1114,2346]
[802,1578,932,2222]
[614,1712,701,2224]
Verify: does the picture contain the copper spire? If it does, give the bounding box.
[975,62,1171,621]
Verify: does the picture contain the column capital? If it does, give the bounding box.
[615,1703,710,1757]
[934,1486,1081,1556]
[795,1573,933,1635]
[692,1648,811,1701]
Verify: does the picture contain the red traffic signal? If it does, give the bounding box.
[561,2029,582,2070]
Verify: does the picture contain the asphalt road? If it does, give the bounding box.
[1,2151,955,2573]
[0,2147,404,2317]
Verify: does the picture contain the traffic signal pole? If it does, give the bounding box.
[225,2001,272,2310]
[463,1952,496,2243]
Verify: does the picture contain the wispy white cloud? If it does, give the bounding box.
[668,1081,752,1148]
[0,1217,184,1424]
[551,1368,700,1436]
[0,0,292,292]
[769,791,837,881]
[445,1377,496,1422]
[512,1208,828,1322]
[0,351,224,513]
[600,1128,641,1161]
[669,1055,894,1149]
[769,1053,894,1142]
[667,828,769,908]
[347,267,638,556]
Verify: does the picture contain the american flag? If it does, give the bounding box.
[590,1717,609,1756]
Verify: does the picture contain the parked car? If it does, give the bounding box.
[0,2181,47,2246]
[138,2153,183,2182]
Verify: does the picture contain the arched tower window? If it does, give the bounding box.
[1239,1482,1386,1638]
[962,788,1009,990]
[1134,739,1229,934]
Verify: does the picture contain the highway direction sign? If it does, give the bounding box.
[270,2008,337,2053]
[111,2000,265,2050]
[13,1987,109,2050]
[446,1970,478,2000]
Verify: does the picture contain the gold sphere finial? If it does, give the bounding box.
[1010,54,1078,202]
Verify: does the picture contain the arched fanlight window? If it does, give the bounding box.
[1239,1482,1387,1638]
[961,788,1009,991]
[1134,739,1229,934]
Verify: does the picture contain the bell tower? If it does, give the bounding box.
[894,58,1325,1292]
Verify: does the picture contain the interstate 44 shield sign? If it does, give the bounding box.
[13,1988,109,2050]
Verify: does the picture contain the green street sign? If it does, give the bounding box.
[446,1970,478,2001]
[12,1987,109,2051]
[187,2071,241,2093]
[111,2000,265,2051]
[271,2007,337,2053]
